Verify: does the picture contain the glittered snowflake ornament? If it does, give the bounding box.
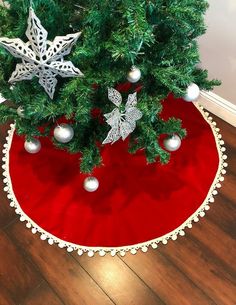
[103,88,143,144]
[0,8,83,99]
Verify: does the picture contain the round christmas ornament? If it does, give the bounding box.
[83,177,99,192]
[183,83,200,102]
[163,134,182,152]
[53,124,74,144]
[16,106,25,118]
[127,66,141,83]
[24,138,41,154]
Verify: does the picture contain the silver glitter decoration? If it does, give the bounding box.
[0,7,83,99]
[103,88,142,144]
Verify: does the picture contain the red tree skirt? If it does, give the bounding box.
[2,97,227,256]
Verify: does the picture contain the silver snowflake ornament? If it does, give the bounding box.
[0,8,83,99]
[103,88,143,144]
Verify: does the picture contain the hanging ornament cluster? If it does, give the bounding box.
[53,123,74,144]
[127,66,141,83]
[24,123,74,154]
[0,7,83,99]
[163,135,182,152]
[102,88,143,144]
[183,83,200,102]
[8,5,184,194]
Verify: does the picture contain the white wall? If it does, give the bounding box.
[199,0,236,105]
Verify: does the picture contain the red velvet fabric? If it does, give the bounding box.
[9,96,219,247]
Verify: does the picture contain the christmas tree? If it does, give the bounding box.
[0,0,219,174]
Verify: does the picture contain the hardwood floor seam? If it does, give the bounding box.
[69,253,117,305]
[187,234,236,280]
[19,280,45,305]
[4,227,68,305]
[117,254,167,305]
[157,250,218,305]
[1,216,18,231]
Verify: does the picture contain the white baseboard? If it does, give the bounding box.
[199,91,236,127]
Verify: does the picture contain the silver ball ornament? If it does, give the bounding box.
[183,83,200,102]
[164,135,182,152]
[17,106,25,118]
[127,66,141,83]
[54,123,74,144]
[24,138,41,154]
[84,177,99,192]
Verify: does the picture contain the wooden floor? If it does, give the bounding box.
[0,115,236,305]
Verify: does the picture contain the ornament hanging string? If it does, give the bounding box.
[130,39,144,66]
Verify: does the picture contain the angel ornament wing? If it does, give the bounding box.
[102,88,143,144]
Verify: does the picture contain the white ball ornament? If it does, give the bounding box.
[164,135,182,152]
[127,66,141,83]
[54,123,74,144]
[24,138,41,154]
[183,83,200,102]
[84,177,99,192]
[17,106,25,118]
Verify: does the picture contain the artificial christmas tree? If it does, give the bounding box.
[0,0,220,175]
[0,1,227,256]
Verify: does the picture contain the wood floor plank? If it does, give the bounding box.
[73,253,165,305]
[0,229,43,304]
[224,147,236,174]
[0,126,17,229]
[120,250,216,305]
[207,194,236,239]
[7,221,115,305]
[0,185,17,229]
[158,235,236,305]
[189,217,236,273]
[0,124,9,145]
[213,116,236,150]
[220,173,236,205]
[0,286,17,305]
[22,282,64,305]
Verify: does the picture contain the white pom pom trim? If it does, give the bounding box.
[1,104,227,256]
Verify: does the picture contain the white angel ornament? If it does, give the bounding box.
[103,88,143,144]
